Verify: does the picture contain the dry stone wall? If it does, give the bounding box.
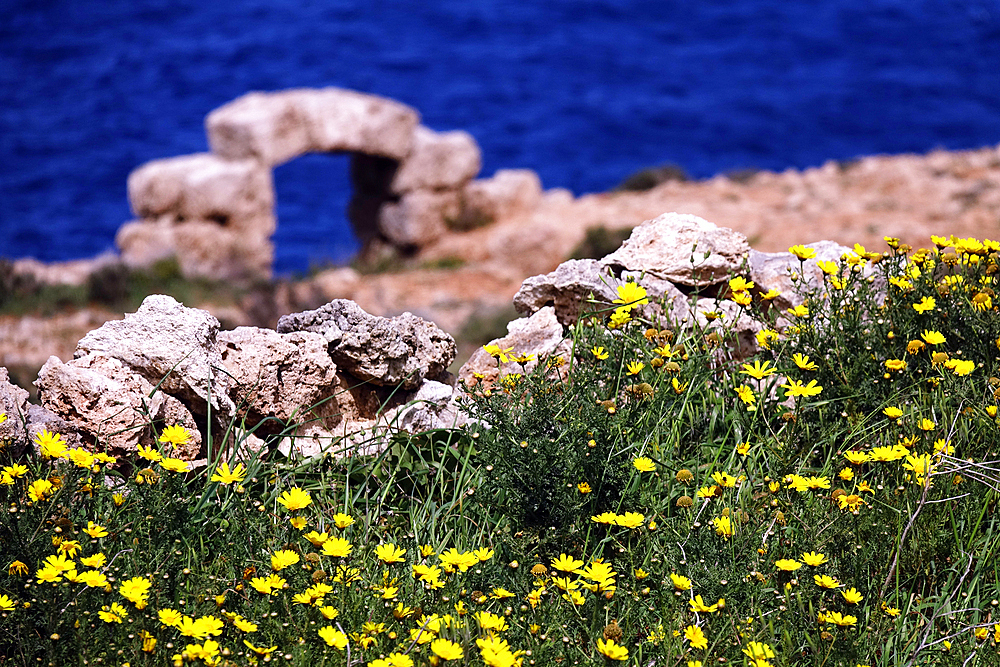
[117,87,545,282]
[21,294,464,463]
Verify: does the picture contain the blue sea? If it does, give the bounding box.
[2,0,999,275]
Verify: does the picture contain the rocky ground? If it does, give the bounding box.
[4,141,1000,392]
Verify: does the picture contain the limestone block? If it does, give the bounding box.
[748,241,853,311]
[513,259,690,326]
[299,88,420,160]
[513,259,619,325]
[75,295,234,419]
[127,153,275,229]
[458,169,543,229]
[276,299,456,389]
[36,354,201,459]
[277,370,417,459]
[390,380,465,432]
[115,219,177,269]
[379,190,460,247]
[391,126,481,193]
[0,367,29,447]
[218,327,338,429]
[601,212,751,287]
[116,219,274,282]
[206,92,312,167]
[207,88,420,166]
[172,221,273,281]
[25,404,85,453]
[458,306,568,386]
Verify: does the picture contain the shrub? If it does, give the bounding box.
[2,233,1000,666]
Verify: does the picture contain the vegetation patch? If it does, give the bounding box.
[3,234,1000,666]
[568,225,635,261]
[0,259,257,318]
[613,164,689,192]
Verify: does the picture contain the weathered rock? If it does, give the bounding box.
[172,221,273,281]
[277,370,417,459]
[692,298,763,360]
[602,212,751,287]
[35,353,201,459]
[379,190,460,247]
[458,306,568,386]
[277,299,456,389]
[513,259,619,325]
[74,295,234,418]
[390,380,465,433]
[0,367,30,447]
[391,126,481,194]
[25,404,85,453]
[299,88,420,160]
[115,218,177,268]
[206,88,420,167]
[205,92,311,167]
[218,327,338,430]
[748,241,854,310]
[513,259,691,327]
[127,153,275,230]
[458,169,543,229]
[116,218,274,282]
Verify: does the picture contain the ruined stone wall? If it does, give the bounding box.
[116,88,543,282]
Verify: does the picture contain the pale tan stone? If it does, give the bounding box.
[206,88,420,166]
[602,212,751,287]
[391,126,481,193]
[127,153,274,230]
[218,327,337,429]
[36,353,201,459]
[379,190,460,247]
[458,169,542,229]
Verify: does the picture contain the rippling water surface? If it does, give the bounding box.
[1,1,998,273]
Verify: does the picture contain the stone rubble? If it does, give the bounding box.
[458,306,570,387]
[457,169,543,230]
[276,299,456,390]
[35,353,201,459]
[0,368,30,451]
[217,327,338,433]
[601,212,752,287]
[4,210,996,463]
[74,295,235,419]
[17,294,466,462]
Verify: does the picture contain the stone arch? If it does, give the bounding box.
[116,88,483,281]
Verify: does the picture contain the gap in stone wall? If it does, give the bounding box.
[272,152,360,277]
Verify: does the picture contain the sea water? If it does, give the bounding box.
[1,0,998,274]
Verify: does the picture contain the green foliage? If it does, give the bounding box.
[613,163,688,192]
[3,234,1000,666]
[567,225,635,261]
[0,258,259,319]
